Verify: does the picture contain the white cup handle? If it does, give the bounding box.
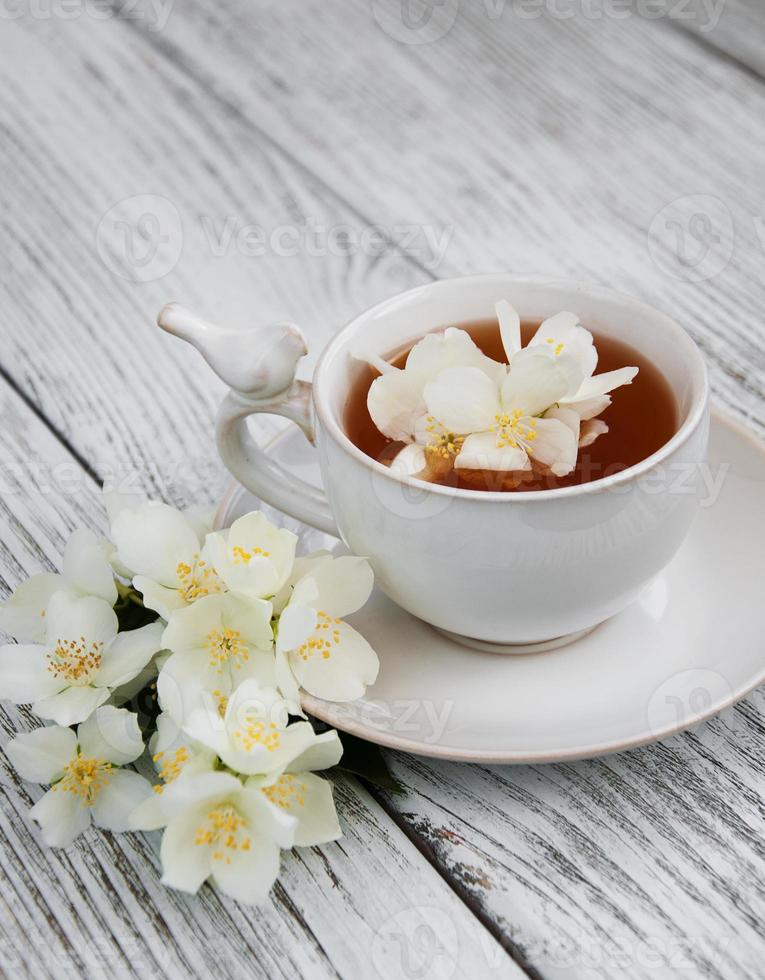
[157,303,339,537]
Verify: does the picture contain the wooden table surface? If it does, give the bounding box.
[1,2,765,977]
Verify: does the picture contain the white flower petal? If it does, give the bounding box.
[529,316,597,385]
[220,593,274,651]
[111,501,200,587]
[286,729,343,774]
[91,770,153,831]
[544,405,581,442]
[205,513,297,598]
[6,726,77,784]
[530,311,580,346]
[160,805,214,894]
[33,685,110,726]
[501,348,573,418]
[236,784,297,849]
[182,505,215,543]
[367,370,427,442]
[30,786,91,847]
[455,432,531,472]
[161,594,222,654]
[133,576,187,620]
[211,839,280,906]
[45,593,118,650]
[567,366,639,401]
[527,417,579,477]
[62,529,118,604]
[267,772,341,848]
[406,327,505,385]
[216,720,317,778]
[101,488,147,525]
[77,706,144,765]
[96,622,163,689]
[0,644,65,702]
[149,712,217,789]
[274,647,301,709]
[0,574,63,643]
[160,771,243,815]
[495,300,521,359]
[288,620,379,702]
[129,793,171,832]
[302,557,374,619]
[277,603,317,654]
[389,443,428,478]
[424,367,501,434]
[156,650,223,728]
[562,394,612,420]
[579,418,609,447]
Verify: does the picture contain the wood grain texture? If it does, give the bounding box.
[0,378,519,979]
[0,13,429,509]
[1,2,765,978]
[669,0,765,76]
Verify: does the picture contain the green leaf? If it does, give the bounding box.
[332,731,404,794]
[113,586,159,632]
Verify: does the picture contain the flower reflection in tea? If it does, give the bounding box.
[361,301,639,487]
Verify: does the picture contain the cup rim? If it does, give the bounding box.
[312,274,710,503]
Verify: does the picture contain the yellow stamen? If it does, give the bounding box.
[176,553,223,603]
[53,754,112,805]
[295,611,343,663]
[492,412,538,451]
[231,545,270,565]
[152,746,190,792]
[232,716,281,753]
[47,636,102,685]
[194,806,251,864]
[262,774,308,810]
[205,628,249,674]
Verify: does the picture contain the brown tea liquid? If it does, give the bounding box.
[344,320,678,492]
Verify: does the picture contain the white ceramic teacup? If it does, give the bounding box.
[159,275,709,648]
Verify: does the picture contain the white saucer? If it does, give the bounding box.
[214,410,765,764]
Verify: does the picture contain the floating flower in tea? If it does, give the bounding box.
[365,301,638,482]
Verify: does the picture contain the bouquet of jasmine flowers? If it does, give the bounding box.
[0,493,379,905]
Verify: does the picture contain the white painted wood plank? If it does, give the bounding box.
[380,717,765,979]
[0,15,429,511]
[671,0,765,76]
[0,378,520,979]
